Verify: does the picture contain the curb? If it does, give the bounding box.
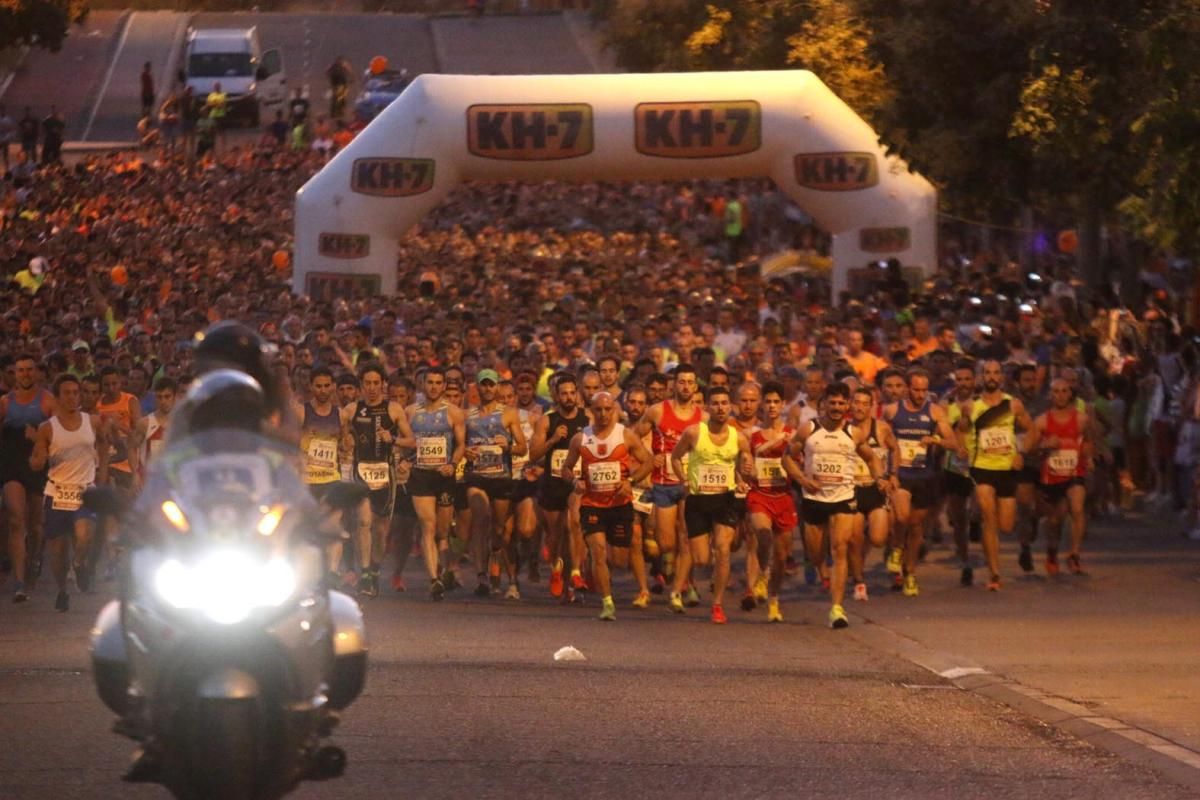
[0,46,31,103]
[848,615,1200,794]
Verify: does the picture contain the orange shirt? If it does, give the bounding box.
[844,349,888,384]
[909,336,939,359]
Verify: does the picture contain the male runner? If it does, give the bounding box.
[289,367,346,576]
[634,364,703,604]
[465,369,527,597]
[132,376,177,478]
[955,359,1036,590]
[942,360,979,585]
[670,385,752,623]
[0,354,55,602]
[791,383,889,629]
[1011,363,1045,573]
[344,362,415,598]
[406,366,466,600]
[561,391,654,620]
[884,368,959,596]
[387,373,417,591]
[731,381,764,610]
[1025,378,1093,575]
[848,387,898,600]
[622,385,658,604]
[528,373,589,599]
[745,381,802,622]
[96,365,141,493]
[29,374,109,611]
[508,373,544,591]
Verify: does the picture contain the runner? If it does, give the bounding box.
[1025,378,1093,575]
[344,362,415,598]
[560,391,654,620]
[1011,363,1045,573]
[745,381,801,622]
[622,385,658,604]
[508,372,544,591]
[790,383,890,629]
[132,376,176,478]
[96,366,141,494]
[942,359,979,585]
[528,373,589,600]
[884,368,959,597]
[406,366,466,600]
[634,364,704,605]
[464,369,527,597]
[289,367,346,577]
[28,374,109,611]
[669,384,752,623]
[0,354,55,602]
[387,373,418,592]
[731,381,766,611]
[954,359,1036,590]
[848,386,898,601]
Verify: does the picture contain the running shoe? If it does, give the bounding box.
[12,583,28,604]
[740,591,756,612]
[886,547,903,574]
[986,575,1002,591]
[711,604,727,625]
[391,573,406,592]
[828,604,849,629]
[570,572,587,592]
[599,598,616,622]
[803,561,818,585]
[684,585,700,607]
[1045,550,1060,576]
[473,576,490,597]
[650,573,666,594]
[489,566,502,595]
[1067,553,1084,575]
[767,599,783,623]
[549,558,564,598]
[442,568,460,591]
[753,575,768,602]
[430,577,445,601]
[359,572,379,599]
[505,583,521,600]
[668,592,685,614]
[852,582,869,602]
[55,590,69,612]
[902,574,919,597]
[632,591,650,609]
[960,565,974,587]
[1018,545,1034,573]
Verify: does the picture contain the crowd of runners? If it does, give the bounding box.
[3,145,1200,624]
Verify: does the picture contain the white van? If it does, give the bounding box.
[183,27,286,126]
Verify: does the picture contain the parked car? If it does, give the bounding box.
[354,69,409,123]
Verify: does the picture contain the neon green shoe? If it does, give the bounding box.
[753,575,769,602]
[886,548,903,574]
[902,574,919,597]
[599,597,616,622]
[767,599,783,623]
[829,604,849,629]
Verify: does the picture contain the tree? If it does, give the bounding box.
[0,0,89,53]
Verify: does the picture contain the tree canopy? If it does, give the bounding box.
[0,0,89,54]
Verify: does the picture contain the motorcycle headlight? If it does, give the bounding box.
[154,550,297,625]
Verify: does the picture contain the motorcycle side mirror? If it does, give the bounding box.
[84,486,128,517]
[322,481,369,511]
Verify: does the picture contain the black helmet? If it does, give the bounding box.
[194,321,279,414]
[171,369,267,441]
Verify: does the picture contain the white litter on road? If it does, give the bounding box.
[553,646,586,662]
[939,667,989,680]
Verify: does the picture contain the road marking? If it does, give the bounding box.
[938,666,987,679]
[81,11,133,141]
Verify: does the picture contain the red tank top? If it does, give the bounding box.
[1040,407,1085,484]
[580,424,630,508]
[749,425,794,495]
[652,401,702,485]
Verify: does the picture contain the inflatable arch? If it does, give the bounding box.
[294,70,936,299]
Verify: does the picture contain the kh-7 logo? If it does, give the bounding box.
[794,152,879,191]
[467,104,593,160]
[351,158,435,197]
[635,101,761,158]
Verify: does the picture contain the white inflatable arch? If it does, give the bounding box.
[294,70,936,299]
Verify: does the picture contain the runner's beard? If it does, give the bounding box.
[984,380,1000,392]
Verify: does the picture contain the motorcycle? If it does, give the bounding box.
[87,428,369,800]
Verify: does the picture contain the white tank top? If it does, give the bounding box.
[143,413,167,469]
[45,414,97,496]
[803,420,856,503]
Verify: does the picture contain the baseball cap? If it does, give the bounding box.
[476,369,500,384]
[72,340,90,353]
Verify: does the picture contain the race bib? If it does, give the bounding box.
[812,453,845,484]
[898,438,927,469]
[306,435,338,470]
[980,427,1014,455]
[587,461,622,492]
[697,463,734,493]
[474,444,505,476]
[632,487,652,514]
[51,482,83,512]
[357,461,391,490]
[1047,449,1078,476]
[550,449,582,477]
[755,457,786,488]
[416,436,448,467]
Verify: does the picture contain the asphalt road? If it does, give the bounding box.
[1,525,1196,800]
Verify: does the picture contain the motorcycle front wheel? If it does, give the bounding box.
[171,697,261,800]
